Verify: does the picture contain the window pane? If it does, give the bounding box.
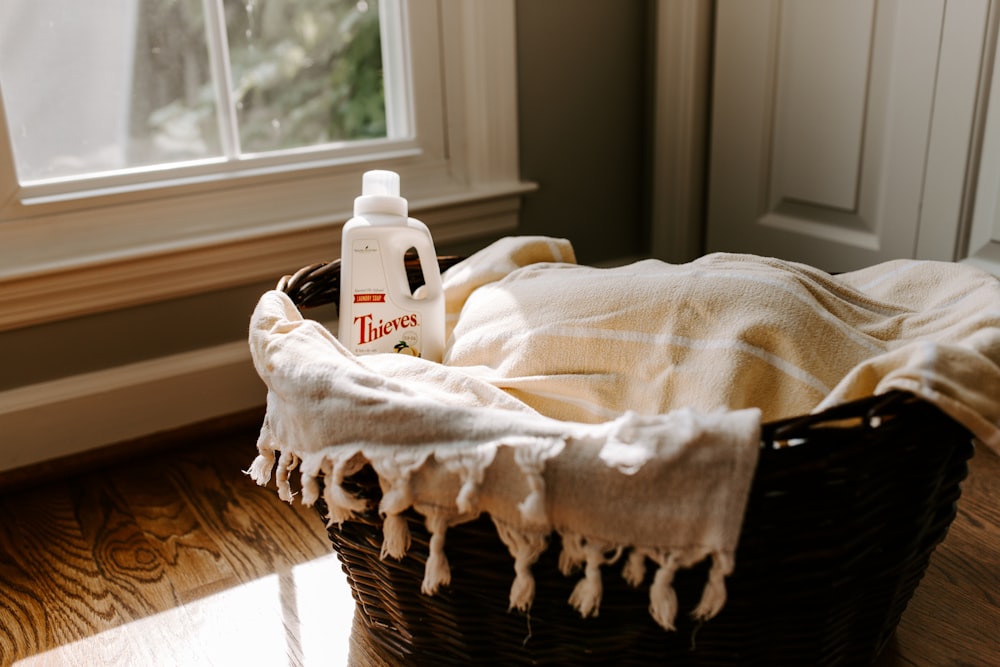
[225,0,386,154]
[0,0,221,182]
[133,0,222,167]
[0,0,387,184]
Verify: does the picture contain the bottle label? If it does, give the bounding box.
[348,239,422,356]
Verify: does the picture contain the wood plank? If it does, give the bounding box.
[107,455,242,605]
[0,483,151,660]
[0,508,49,659]
[877,445,1000,667]
[162,440,331,583]
[0,424,342,666]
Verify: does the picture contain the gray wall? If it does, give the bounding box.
[0,1,651,391]
[515,0,649,264]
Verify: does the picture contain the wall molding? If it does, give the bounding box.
[965,0,1000,278]
[0,337,275,473]
[650,0,713,263]
[0,188,528,332]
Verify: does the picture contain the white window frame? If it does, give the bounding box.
[0,0,532,331]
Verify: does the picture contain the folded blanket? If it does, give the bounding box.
[247,236,1000,634]
[445,241,1000,450]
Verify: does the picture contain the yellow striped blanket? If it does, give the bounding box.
[444,236,1000,450]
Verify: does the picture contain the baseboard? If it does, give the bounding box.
[0,339,267,475]
[0,406,265,493]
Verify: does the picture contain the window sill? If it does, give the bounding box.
[0,179,536,332]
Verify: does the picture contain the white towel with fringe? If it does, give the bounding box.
[247,263,762,631]
[247,235,1000,633]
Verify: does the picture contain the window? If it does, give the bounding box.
[0,0,529,331]
[1,0,397,184]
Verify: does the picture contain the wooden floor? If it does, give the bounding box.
[0,419,998,666]
[0,418,356,667]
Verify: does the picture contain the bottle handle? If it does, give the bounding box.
[411,238,443,300]
[385,228,443,303]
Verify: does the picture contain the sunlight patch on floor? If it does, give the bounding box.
[15,553,355,667]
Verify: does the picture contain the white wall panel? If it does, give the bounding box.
[707,0,991,272]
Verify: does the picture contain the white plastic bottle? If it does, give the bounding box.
[338,170,445,362]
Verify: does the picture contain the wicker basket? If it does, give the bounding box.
[278,257,974,667]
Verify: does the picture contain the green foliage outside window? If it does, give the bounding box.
[140,0,385,160]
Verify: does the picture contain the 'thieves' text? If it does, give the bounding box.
[353,312,419,345]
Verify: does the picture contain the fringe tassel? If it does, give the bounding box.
[379,476,415,560]
[380,486,411,558]
[442,448,496,515]
[567,541,621,619]
[692,551,733,621]
[247,418,276,485]
[622,548,648,588]
[558,532,587,575]
[494,521,549,612]
[323,484,369,528]
[649,552,681,631]
[300,472,321,506]
[513,441,563,528]
[455,477,479,515]
[381,514,411,560]
[422,512,451,595]
[313,459,369,527]
[371,452,432,560]
[323,488,358,527]
[246,451,275,485]
[275,450,299,502]
[517,472,547,527]
[321,489,351,526]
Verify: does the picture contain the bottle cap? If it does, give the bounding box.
[354,169,407,218]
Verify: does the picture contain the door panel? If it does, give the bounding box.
[770,1,873,211]
[706,0,945,271]
[967,24,1000,279]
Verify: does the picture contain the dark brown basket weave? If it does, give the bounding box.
[278,257,974,667]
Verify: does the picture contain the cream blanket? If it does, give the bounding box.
[247,236,1000,633]
[443,238,1000,449]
